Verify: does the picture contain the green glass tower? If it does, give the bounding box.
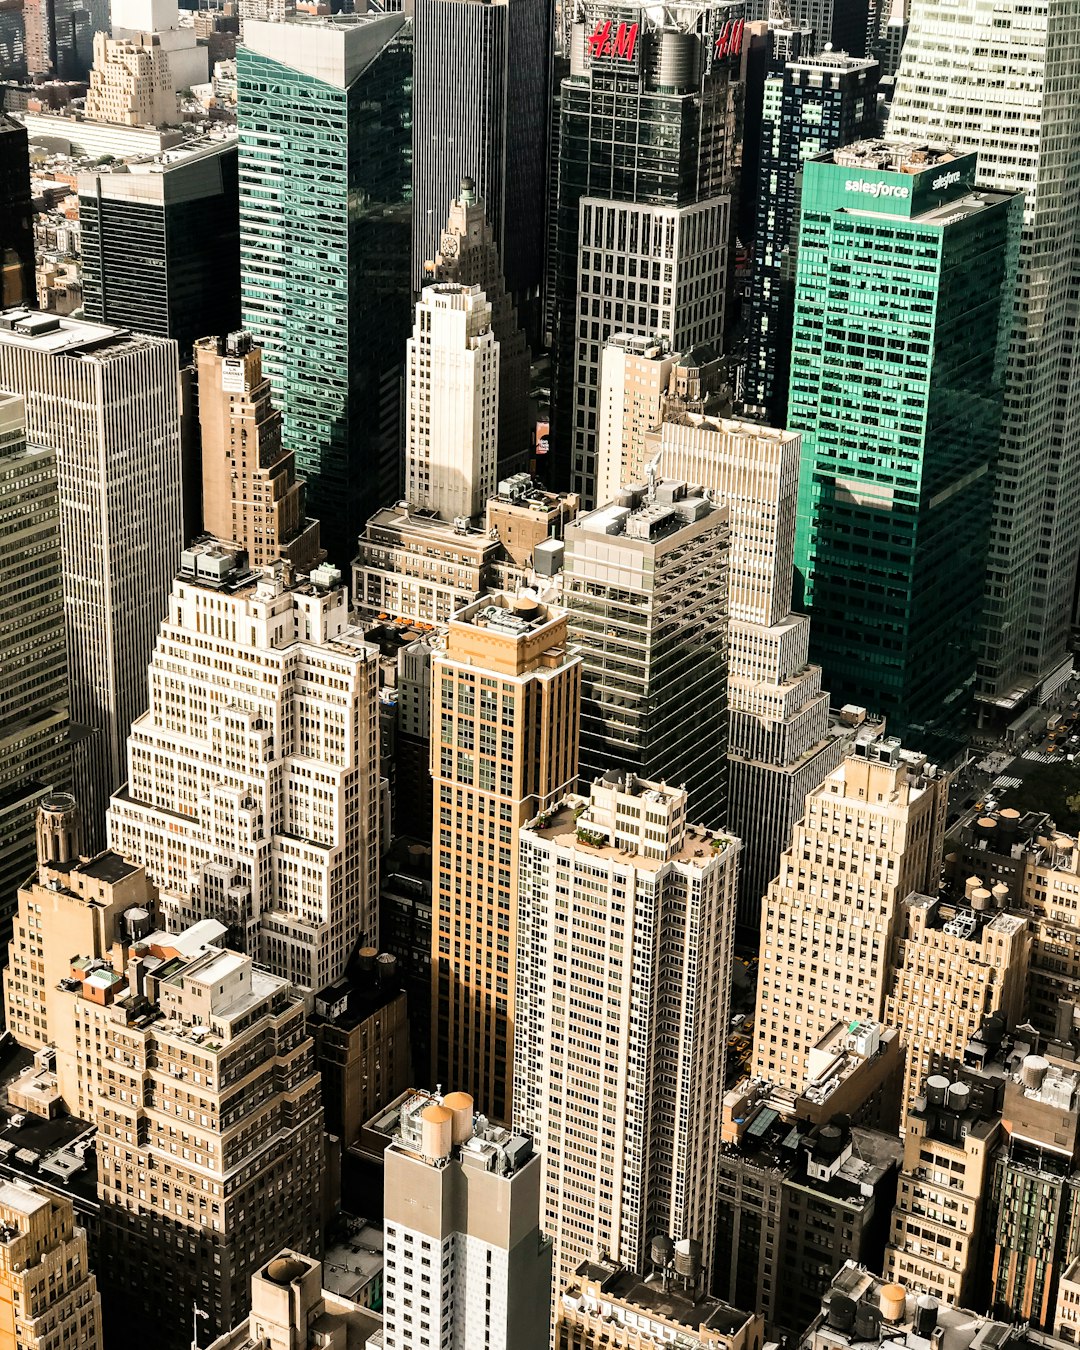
[790,141,1021,736]
[238,14,412,565]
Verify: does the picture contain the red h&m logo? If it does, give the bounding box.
[587,18,640,60]
[714,16,744,56]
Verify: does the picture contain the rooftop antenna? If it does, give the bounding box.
[644,448,662,502]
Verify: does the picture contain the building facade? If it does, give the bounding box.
[0,114,34,309]
[789,142,1022,734]
[404,284,499,524]
[381,1089,552,1350]
[107,540,381,992]
[0,307,184,851]
[83,31,178,126]
[514,777,739,1290]
[431,594,580,1122]
[562,478,730,828]
[238,14,412,562]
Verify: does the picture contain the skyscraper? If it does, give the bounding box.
[889,0,1080,717]
[108,539,381,991]
[79,140,241,362]
[789,142,1021,733]
[411,0,550,334]
[742,51,879,424]
[238,13,412,563]
[0,392,71,946]
[431,593,580,1121]
[382,1089,552,1350]
[404,284,499,523]
[552,0,740,504]
[752,733,949,1093]
[651,415,848,928]
[195,331,322,569]
[562,477,731,828]
[0,307,183,850]
[514,776,739,1289]
[83,31,178,126]
[431,180,533,479]
[0,114,34,310]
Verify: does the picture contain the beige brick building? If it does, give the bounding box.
[85,32,177,127]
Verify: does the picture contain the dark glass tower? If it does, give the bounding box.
[79,140,240,362]
[238,13,413,566]
[742,50,878,424]
[0,112,33,308]
[791,143,1022,735]
[551,0,741,501]
[412,0,550,341]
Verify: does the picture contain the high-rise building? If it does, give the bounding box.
[404,284,499,523]
[552,0,740,504]
[78,140,241,361]
[431,593,580,1121]
[382,1089,552,1350]
[889,0,1080,717]
[0,114,34,309]
[651,415,849,926]
[84,31,178,126]
[238,13,412,563]
[0,1182,103,1350]
[789,142,1022,734]
[561,477,731,828]
[742,51,879,424]
[0,393,71,947]
[3,800,325,1346]
[108,539,380,992]
[594,335,679,511]
[22,0,106,79]
[513,776,740,1289]
[884,891,1029,1123]
[0,307,183,850]
[884,1063,1004,1306]
[555,1258,760,1350]
[431,179,532,479]
[752,733,950,1092]
[411,0,550,336]
[195,331,322,568]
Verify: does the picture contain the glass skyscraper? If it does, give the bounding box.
[790,142,1021,735]
[238,14,412,564]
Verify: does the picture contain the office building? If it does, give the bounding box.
[514,777,739,1289]
[0,113,34,309]
[484,475,579,587]
[743,52,878,424]
[22,0,105,79]
[752,733,949,1092]
[0,307,183,850]
[652,415,848,925]
[431,593,580,1122]
[717,1035,903,1335]
[83,31,177,126]
[0,1181,102,1350]
[884,1065,1004,1306]
[884,891,1029,1123]
[552,0,740,504]
[239,14,412,562]
[206,1251,383,1350]
[790,142,1021,733]
[381,1089,552,1350]
[308,950,412,1149]
[987,1052,1080,1328]
[352,504,502,628]
[595,336,678,511]
[404,284,499,524]
[411,0,549,335]
[4,803,324,1345]
[0,393,72,946]
[562,478,730,828]
[430,179,532,478]
[79,140,241,361]
[556,1258,760,1350]
[108,539,381,992]
[195,331,322,569]
[889,0,1080,718]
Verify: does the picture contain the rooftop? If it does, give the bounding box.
[0,307,163,359]
[575,477,726,545]
[562,1259,756,1345]
[452,591,564,638]
[524,794,735,871]
[831,139,962,173]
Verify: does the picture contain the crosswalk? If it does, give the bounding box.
[992,774,1023,791]
[1021,750,1061,764]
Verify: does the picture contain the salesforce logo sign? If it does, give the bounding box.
[931,169,962,191]
[844,178,911,200]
